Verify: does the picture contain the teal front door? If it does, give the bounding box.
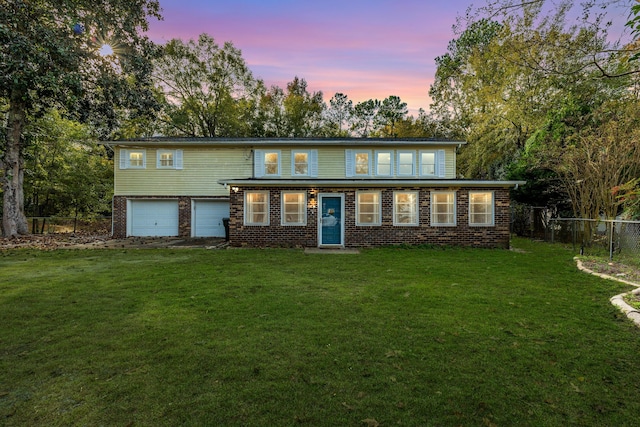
[320,195,343,246]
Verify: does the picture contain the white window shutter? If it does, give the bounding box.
[254,149,264,178]
[119,149,128,169]
[437,150,446,177]
[156,150,161,169]
[345,149,354,177]
[175,150,183,169]
[310,150,318,177]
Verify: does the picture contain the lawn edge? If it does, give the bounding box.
[575,257,640,328]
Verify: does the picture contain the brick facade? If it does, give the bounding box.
[229,186,512,248]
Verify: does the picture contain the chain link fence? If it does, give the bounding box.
[27,217,112,235]
[511,205,640,260]
[544,218,640,259]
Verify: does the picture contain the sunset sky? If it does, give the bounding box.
[146,0,632,115]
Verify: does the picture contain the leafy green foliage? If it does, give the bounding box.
[23,111,112,217]
[1,0,162,236]
[153,34,257,137]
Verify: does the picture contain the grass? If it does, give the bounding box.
[1,238,639,426]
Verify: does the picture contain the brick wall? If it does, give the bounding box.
[229,186,512,248]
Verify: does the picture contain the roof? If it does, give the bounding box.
[103,137,467,147]
[217,178,525,189]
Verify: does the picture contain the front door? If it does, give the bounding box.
[319,195,344,247]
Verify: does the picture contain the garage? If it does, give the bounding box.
[128,199,179,237]
[192,200,230,237]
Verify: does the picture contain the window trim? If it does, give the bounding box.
[374,151,394,177]
[393,191,419,226]
[419,149,446,177]
[397,150,415,177]
[346,149,372,177]
[119,149,146,169]
[244,191,270,226]
[254,150,282,177]
[356,191,382,226]
[156,149,183,170]
[469,191,495,227]
[291,149,318,177]
[430,191,457,227]
[281,191,307,226]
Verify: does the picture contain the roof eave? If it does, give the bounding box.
[217,179,526,188]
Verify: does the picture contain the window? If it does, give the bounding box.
[419,150,446,177]
[245,191,270,225]
[356,191,381,226]
[282,192,306,226]
[156,149,183,169]
[346,150,372,177]
[393,191,419,226]
[291,150,318,177]
[469,191,494,226]
[264,152,279,175]
[375,151,393,176]
[355,152,370,175]
[397,151,415,176]
[431,191,456,226]
[119,149,146,169]
[420,151,436,176]
[254,150,281,177]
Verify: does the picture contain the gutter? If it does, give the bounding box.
[217,179,527,188]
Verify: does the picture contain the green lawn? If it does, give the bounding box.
[1,239,639,426]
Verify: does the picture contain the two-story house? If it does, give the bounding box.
[109,138,525,248]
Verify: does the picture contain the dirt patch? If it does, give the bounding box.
[580,259,640,284]
[0,234,227,250]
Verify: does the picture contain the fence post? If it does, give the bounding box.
[609,221,614,261]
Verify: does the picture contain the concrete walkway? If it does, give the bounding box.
[304,248,360,254]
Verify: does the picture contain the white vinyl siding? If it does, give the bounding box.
[156,149,183,169]
[397,151,415,176]
[469,191,495,226]
[254,150,281,177]
[245,191,270,225]
[375,151,393,176]
[291,150,318,177]
[356,191,381,226]
[119,149,146,169]
[393,191,419,226]
[281,192,307,226]
[431,191,456,226]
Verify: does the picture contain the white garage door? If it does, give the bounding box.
[128,200,179,237]
[192,200,230,237]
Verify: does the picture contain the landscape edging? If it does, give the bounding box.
[574,257,640,328]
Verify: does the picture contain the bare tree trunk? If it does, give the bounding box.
[2,92,29,237]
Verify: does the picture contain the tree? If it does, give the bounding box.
[325,93,353,137]
[153,34,257,137]
[478,0,640,78]
[282,77,324,137]
[24,110,112,218]
[375,96,408,138]
[1,0,161,237]
[257,84,288,137]
[351,99,380,137]
[530,98,640,221]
